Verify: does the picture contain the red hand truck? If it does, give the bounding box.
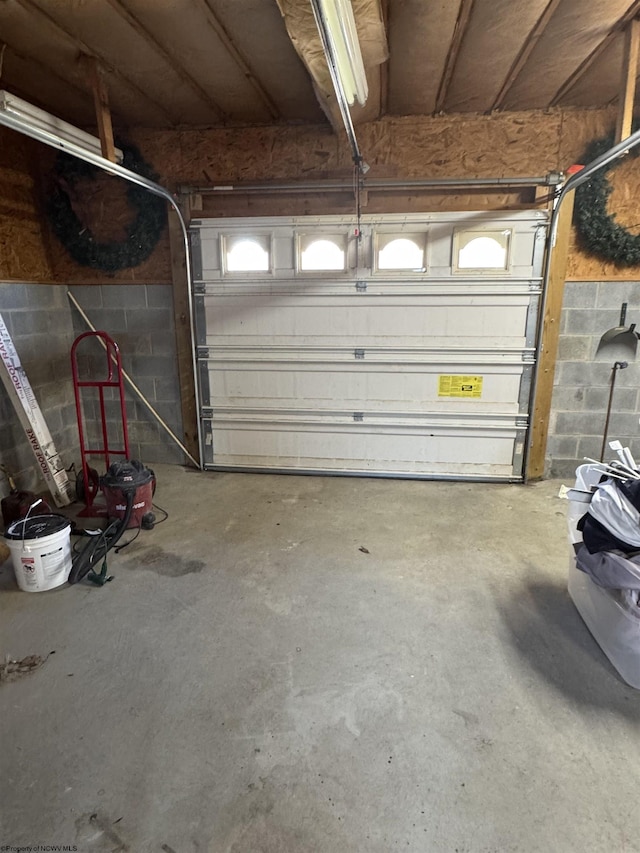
[71,331,130,517]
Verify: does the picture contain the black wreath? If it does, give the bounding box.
[46,143,166,273]
[574,130,640,267]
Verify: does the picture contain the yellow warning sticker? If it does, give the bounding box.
[438,375,483,398]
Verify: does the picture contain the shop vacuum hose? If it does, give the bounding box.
[67,489,134,585]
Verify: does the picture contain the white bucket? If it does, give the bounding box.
[5,514,72,592]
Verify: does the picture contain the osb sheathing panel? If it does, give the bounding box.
[18,106,640,284]
[566,145,640,280]
[0,130,51,282]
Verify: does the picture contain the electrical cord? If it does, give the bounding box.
[114,523,142,553]
[151,502,169,524]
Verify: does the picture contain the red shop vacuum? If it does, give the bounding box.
[101,459,155,530]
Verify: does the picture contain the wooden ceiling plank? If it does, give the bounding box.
[1,41,90,105]
[551,0,640,106]
[103,0,227,122]
[13,0,175,125]
[194,0,279,120]
[615,18,640,142]
[491,0,562,111]
[80,55,116,162]
[434,0,475,114]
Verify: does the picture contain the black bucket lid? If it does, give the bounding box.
[5,513,71,541]
[101,459,154,490]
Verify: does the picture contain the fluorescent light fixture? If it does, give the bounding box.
[0,90,123,163]
[315,0,368,107]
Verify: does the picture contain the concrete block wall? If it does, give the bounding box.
[548,281,640,478]
[0,283,79,499]
[68,284,185,468]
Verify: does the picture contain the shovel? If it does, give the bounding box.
[596,302,638,355]
[600,361,628,462]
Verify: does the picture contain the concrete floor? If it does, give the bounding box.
[1,465,639,852]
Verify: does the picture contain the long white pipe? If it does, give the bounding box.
[0,108,203,469]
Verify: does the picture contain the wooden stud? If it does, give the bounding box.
[615,18,640,144]
[527,188,577,480]
[534,184,554,208]
[80,55,116,163]
[167,204,200,465]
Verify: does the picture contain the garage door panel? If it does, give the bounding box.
[206,362,525,413]
[204,417,519,476]
[193,211,546,481]
[203,297,532,343]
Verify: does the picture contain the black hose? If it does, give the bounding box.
[67,489,135,585]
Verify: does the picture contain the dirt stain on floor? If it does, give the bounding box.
[136,545,206,577]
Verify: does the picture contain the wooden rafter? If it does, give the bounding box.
[379,0,389,116]
[615,18,640,143]
[491,0,562,112]
[550,0,640,107]
[13,0,175,125]
[195,0,279,120]
[103,0,227,122]
[434,0,475,114]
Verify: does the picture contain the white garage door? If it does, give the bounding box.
[191,211,548,480]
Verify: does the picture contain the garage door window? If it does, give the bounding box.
[223,236,271,273]
[376,234,426,271]
[298,236,346,272]
[453,230,511,272]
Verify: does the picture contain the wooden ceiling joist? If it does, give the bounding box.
[491,0,562,112]
[434,0,475,114]
[103,0,227,122]
[195,0,279,120]
[550,0,640,106]
[379,0,389,116]
[13,0,175,125]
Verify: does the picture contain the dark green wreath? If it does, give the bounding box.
[46,143,166,273]
[574,130,640,267]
